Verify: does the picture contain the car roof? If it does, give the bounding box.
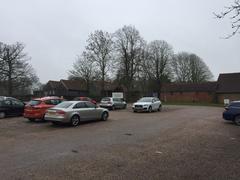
[0,96,19,101]
[231,101,240,103]
[32,96,61,101]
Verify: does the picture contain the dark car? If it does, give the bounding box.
[223,101,240,125]
[0,96,25,119]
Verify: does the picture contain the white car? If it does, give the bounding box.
[132,97,162,113]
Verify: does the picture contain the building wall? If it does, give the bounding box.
[161,92,214,103]
[217,93,240,104]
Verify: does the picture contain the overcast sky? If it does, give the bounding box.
[0,0,239,83]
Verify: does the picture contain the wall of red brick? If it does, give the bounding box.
[217,94,240,104]
[160,92,214,103]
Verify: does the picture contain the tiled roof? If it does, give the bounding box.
[60,79,87,91]
[162,82,217,92]
[216,73,240,93]
[48,81,62,89]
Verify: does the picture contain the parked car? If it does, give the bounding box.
[0,96,25,119]
[223,101,240,125]
[45,101,109,126]
[99,97,127,110]
[24,96,63,121]
[73,97,97,105]
[132,97,162,113]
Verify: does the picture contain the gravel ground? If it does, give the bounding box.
[0,105,240,180]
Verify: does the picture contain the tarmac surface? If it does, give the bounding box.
[0,105,240,180]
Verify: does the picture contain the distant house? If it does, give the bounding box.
[161,82,217,103]
[43,80,87,99]
[216,73,240,103]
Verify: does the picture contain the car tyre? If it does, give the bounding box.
[101,112,109,121]
[52,121,62,125]
[148,106,152,113]
[234,115,240,126]
[158,105,162,112]
[111,105,115,110]
[0,112,5,119]
[71,115,80,127]
[28,118,35,122]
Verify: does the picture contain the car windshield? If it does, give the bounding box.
[138,97,153,102]
[55,102,73,108]
[28,100,41,106]
[102,97,111,101]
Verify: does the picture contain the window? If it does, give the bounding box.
[55,102,73,108]
[73,102,86,109]
[3,100,11,106]
[45,99,62,105]
[12,100,24,107]
[29,100,41,106]
[85,102,95,108]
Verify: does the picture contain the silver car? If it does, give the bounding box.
[44,101,109,126]
[99,97,127,110]
[132,97,162,113]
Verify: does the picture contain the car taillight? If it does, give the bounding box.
[56,110,65,116]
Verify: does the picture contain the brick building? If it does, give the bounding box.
[161,82,217,103]
[216,73,240,103]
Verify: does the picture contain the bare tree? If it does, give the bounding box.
[171,52,213,83]
[143,40,173,97]
[0,42,38,96]
[68,51,95,93]
[114,25,145,97]
[214,0,240,38]
[86,30,113,95]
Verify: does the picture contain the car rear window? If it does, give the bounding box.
[102,97,111,101]
[44,99,62,105]
[55,102,73,108]
[29,100,41,106]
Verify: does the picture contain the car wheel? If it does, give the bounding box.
[133,110,137,113]
[28,118,35,122]
[234,115,240,126]
[71,115,80,126]
[148,106,152,113]
[158,105,162,112]
[101,112,109,121]
[0,112,5,119]
[123,104,127,109]
[112,105,115,110]
[52,121,62,125]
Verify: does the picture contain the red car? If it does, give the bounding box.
[73,97,97,105]
[24,96,63,121]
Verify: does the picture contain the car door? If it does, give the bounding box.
[84,102,99,120]
[73,102,89,121]
[12,100,25,115]
[154,98,161,110]
[1,100,12,116]
[152,98,159,110]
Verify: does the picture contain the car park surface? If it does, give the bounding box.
[0,105,240,180]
